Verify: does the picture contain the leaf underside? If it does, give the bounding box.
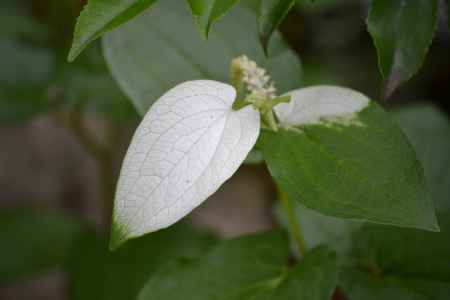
[111,80,260,249]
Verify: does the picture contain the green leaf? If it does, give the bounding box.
[272,102,450,300]
[67,223,215,300]
[349,218,450,281]
[340,268,450,300]
[338,111,450,300]
[339,213,450,300]
[68,0,158,62]
[0,209,86,282]
[187,0,240,38]
[276,103,450,258]
[367,0,438,99]
[138,232,337,300]
[103,0,301,115]
[261,87,437,231]
[258,0,296,54]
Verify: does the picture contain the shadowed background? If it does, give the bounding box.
[0,0,449,299]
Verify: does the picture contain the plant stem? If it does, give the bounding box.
[278,188,307,257]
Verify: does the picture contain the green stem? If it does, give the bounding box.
[278,188,307,257]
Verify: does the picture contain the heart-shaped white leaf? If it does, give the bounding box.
[111,80,260,249]
[274,85,369,126]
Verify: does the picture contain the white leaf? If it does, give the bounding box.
[274,85,370,126]
[111,80,260,248]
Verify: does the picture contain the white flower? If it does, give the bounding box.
[231,55,276,99]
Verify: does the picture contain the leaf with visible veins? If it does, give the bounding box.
[111,80,260,249]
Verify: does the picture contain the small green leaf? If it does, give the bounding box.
[187,0,240,38]
[68,0,158,62]
[68,223,215,300]
[262,86,437,231]
[103,0,301,115]
[367,0,438,99]
[138,232,337,300]
[0,209,86,282]
[258,0,296,54]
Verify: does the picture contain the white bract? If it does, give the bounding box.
[112,77,370,247]
[112,80,260,247]
[274,85,369,126]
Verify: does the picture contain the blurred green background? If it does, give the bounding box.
[0,0,449,299]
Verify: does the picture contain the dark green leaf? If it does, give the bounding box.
[68,0,158,62]
[276,103,450,258]
[340,268,450,300]
[367,0,438,98]
[271,103,450,300]
[0,209,86,282]
[103,0,301,115]
[339,213,450,300]
[138,232,337,300]
[258,0,296,54]
[262,100,437,230]
[349,218,450,282]
[187,0,240,38]
[67,223,215,300]
[339,108,450,300]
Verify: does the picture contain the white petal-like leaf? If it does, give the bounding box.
[274,85,369,126]
[111,80,260,249]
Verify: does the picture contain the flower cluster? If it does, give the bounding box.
[231,55,276,99]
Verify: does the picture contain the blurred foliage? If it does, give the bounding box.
[0,0,136,124]
[0,209,86,282]
[68,223,216,300]
[0,0,449,300]
[103,0,301,115]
